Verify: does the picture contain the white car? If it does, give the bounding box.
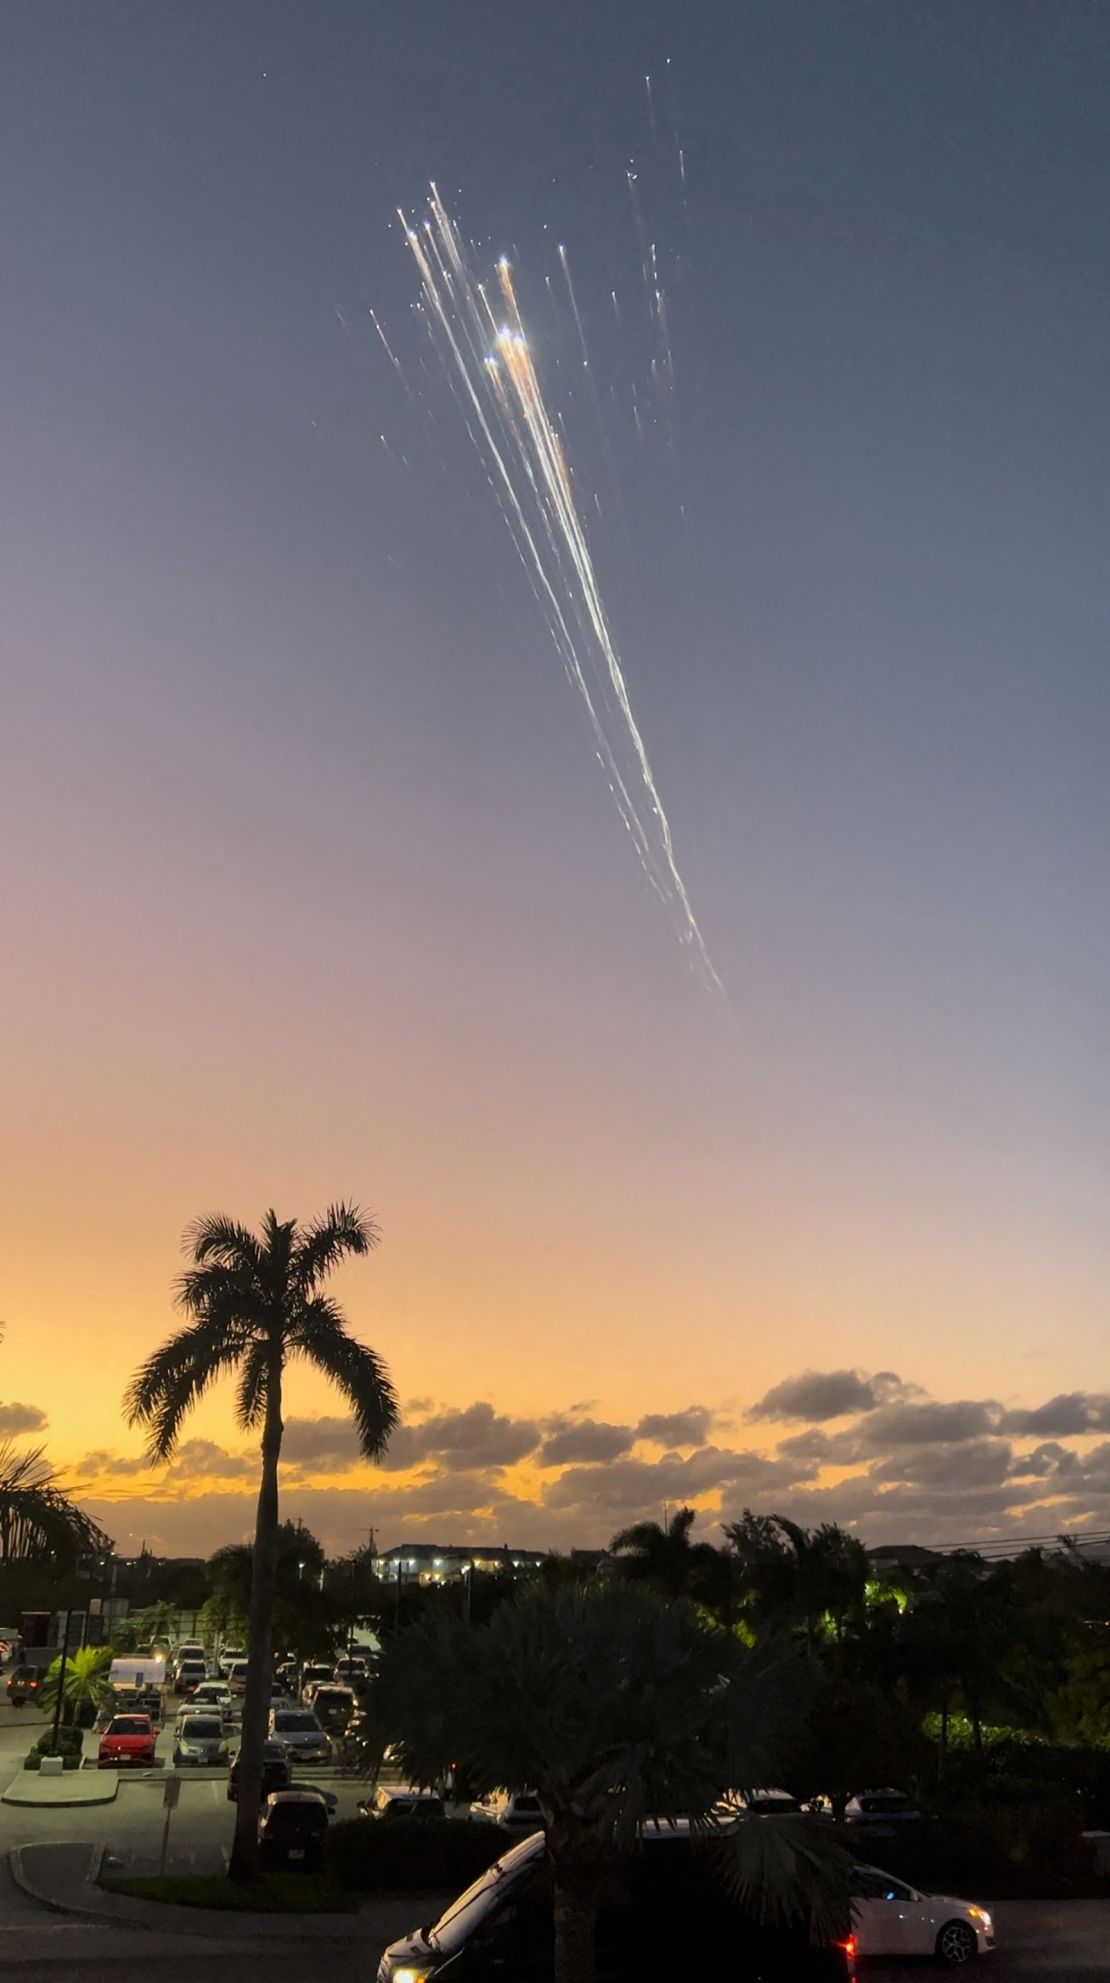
[186,1680,234,1719]
[845,1787,921,1827]
[852,1862,995,1963]
[269,1707,332,1764]
[217,1646,247,1678]
[469,1789,544,1837]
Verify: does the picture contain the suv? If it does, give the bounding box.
[217,1646,247,1677]
[269,1707,331,1763]
[187,1680,234,1719]
[6,1664,42,1706]
[376,1827,856,1981]
[306,1684,356,1733]
[258,1789,330,1869]
[98,1714,157,1768]
[174,1658,208,1696]
[227,1739,292,1803]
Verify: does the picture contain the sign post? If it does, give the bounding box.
[160,1772,181,1874]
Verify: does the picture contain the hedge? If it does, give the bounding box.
[858,1805,1103,1900]
[327,1817,506,1893]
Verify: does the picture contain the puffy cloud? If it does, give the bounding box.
[1004,1393,1110,1437]
[0,1401,48,1436]
[748,1369,912,1423]
[853,1400,1005,1449]
[538,1419,635,1466]
[868,1439,1014,1493]
[635,1407,712,1448]
[284,1403,542,1476]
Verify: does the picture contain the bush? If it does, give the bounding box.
[861,1803,1103,1900]
[34,1727,83,1757]
[327,1817,506,1893]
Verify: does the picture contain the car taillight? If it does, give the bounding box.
[836,1933,857,1974]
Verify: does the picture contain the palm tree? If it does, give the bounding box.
[610,1506,724,1601]
[123,1204,397,1878]
[0,1441,111,1569]
[375,1581,850,1983]
[39,1645,115,1728]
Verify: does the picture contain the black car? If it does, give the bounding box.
[227,1739,293,1803]
[377,1825,857,1981]
[258,1789,330,1869]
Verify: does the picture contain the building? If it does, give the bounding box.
[374,1543,547,1587]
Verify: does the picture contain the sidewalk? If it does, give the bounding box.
[9,1841,447,1948]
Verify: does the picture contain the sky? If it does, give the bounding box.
[1,1,1107,1562]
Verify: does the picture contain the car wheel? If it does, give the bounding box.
[937,1920,978,1965]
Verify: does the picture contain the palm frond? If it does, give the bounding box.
[713,1815,853,1943]
[235,1338,271,1431]
[293,1203,379,1293]
[291,1296,398,1458]
[183,1213,263,1272]
[123,1312,248,1459]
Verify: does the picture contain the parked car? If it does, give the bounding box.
[299,1662,333,1699]
[173,1714,230,1768]
[306,1684,356,1733]
[173,1658,208,1696]
[269,1707,331,1763]
[258,1789,330,1869]
[6,1664,42,1706]
[187,1680,234,1720]
[98,1714,157,1768]
[175,1641,206,1662]
[376,1826,857,1981]
[470,1789,544,1837]
[852,1862,994,1963]
[361,1784,447,1820]
[217,1646,247,1677]
[719,1788,804,1817]
[844,1789,921,1830]
[227,1739,292,1803]
[333,1655,369,1682]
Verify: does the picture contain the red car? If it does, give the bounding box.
[98,1714,157,1768]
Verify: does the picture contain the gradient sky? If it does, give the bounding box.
[2,2,1108,1561]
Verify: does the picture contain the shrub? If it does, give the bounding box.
[34,1727,84,1757]
[327,1817,506,1893]
[862,1803,1102,1900]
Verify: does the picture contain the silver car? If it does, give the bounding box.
[269,1707,331,1764]
[173,1714,230,1767]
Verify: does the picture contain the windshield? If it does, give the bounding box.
[274,1713,321,1733]
[430,1837,544,1955]
[109,1718,150,1735]
[182,1719,222,1739]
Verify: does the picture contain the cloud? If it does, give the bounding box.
[748,1369,911,1423]
[0,1402,48,1436]
[1004,1393,1110,1437]
[282,1403,542,1476]
[854,1400,1005,1449]
[538,1419,635,1466]
[868,1438,1014,1492]
[635,1407,712,1448]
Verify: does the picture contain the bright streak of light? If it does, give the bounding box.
[398,185,722,991]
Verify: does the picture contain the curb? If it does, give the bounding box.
[9,1844,110,1921]
[3,1776,120,1808]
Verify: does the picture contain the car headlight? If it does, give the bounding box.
[968,1906,992,1930]
[392,1970,433,1983]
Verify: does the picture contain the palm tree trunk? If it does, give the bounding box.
[552,1880,596,1983]
[229,1354,283,1880]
